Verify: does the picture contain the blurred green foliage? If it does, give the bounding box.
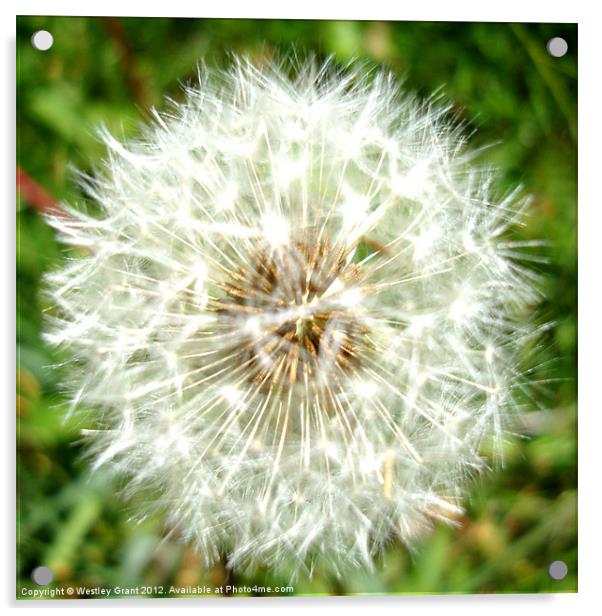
[17,17,577,597]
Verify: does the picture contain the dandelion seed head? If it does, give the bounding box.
[44,57,539,578]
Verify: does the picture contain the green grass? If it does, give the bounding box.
[17,16,577,597]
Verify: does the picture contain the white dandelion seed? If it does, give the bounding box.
[44,58,540,577]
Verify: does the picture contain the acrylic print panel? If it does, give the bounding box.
[16,16,577,599]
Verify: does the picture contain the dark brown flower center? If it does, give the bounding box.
[211,233,370,391]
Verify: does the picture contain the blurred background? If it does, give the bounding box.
[16,17,577,596]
